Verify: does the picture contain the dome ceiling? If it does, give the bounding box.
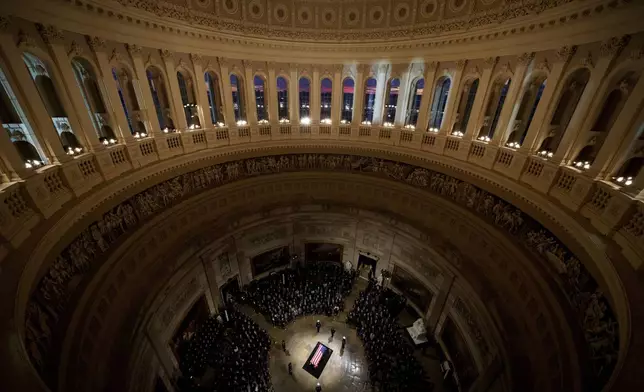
[114,0,574,41]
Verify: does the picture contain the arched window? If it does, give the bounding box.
[429,77,451,130]
[341,78,354,123]
[205,71,223,125]
[320,77,332,122]
[147,66,173,130]
[508,79,546,144]
[405,78,424,126]
[276,76,289,121]
[540,68,590,153]
[177,70,199,128]
[23,53,82,152]
[383,78,400,125]
[458,79,479,134]
[71,58,116,141]
[362,77,377,123]
[113,67,136,134]
[298,77,311,121]
[0,65,46,166]
[254,75,267,122]
[592,90,623,133]
[483,78,511,138]
[230,74,246,123]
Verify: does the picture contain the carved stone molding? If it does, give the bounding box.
[0,15,11,31]
[518,52,535,65]
[160,49,174,61]
[581,52,594,69]
[86,36,106,51]
[484,56,498,68]
[126,43,142,56]
[556,45,577,62]
[600,35,630,57]
[16,30,36,49]
[36,23,64,44]
[67,41,83,57]
[109,49,122,63]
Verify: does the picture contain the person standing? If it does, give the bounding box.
[288,362,293,375]
[330,327,336,339]
[316,320,321,333]
[341,336,346,350]
[281,339,286,352]
[315,382,322,392]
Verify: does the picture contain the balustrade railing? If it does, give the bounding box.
[2,122,643,267]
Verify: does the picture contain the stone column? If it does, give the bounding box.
[189,54,208,128]
[89,37,134,143]
[491,53,533,145]
[441,60,466,134]
[0,29,69,163]
[242,60,257,125]
[520,47,575,153]
[587,75,644,178]
[416,61,439,131]
[465,57,497,139]
[553,37,628,164]
[372,64,388,125]
[128,44,162,134]
[289,64,299,123]
[0,119,31,180]
[311,67,321,123]
[394,66,412,127]
[426,273,455,333]
[161,50,188,130]
[145,332,177,391]
[200,257,221,313]
[267,62,278,124]
[218,58,236,126]
[351,64,367,126]
[331,65,343,125]
[37,24,103,151]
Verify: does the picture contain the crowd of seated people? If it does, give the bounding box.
[244,261,356,327]
[348,281,434,392]
[177,308,273,392]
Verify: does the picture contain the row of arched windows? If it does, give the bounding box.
[0,53,640,180]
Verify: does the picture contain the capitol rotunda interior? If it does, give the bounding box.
[0,0,643,391]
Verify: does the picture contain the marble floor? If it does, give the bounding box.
[239,278,445,392]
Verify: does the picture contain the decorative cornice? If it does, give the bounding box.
[86,36,106,51]
[36,23,64,44]
[600,35,630,58]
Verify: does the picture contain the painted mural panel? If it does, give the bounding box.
[391,265,433,313]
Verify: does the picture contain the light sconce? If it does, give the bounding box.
[300,117,312,125]
[614,176,633,186]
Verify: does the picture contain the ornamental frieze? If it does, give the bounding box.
[26,153,617,389]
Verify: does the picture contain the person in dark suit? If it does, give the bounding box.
[316,319,321,333]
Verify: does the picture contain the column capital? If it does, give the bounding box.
[17,30,37,49]
[499,61,514,76]
[86,35,106,51]
[357,63,370,74]
[581,51,595,69]
[426,60,438,71]
[556,45,577,63]
[517,52,535,65]
[218,56,230,68]
[455,59,467,71]
[35,23,64,44]
[483,56,498,68]
[0,15,11,32]
[109,49,123,63]
[160,49,175,61]
[241,59,253,70]
[126,43,142,56]
[536,59,550,73]
[189,53,202,65]
[600,35,630,58]
[67,40,84,57]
